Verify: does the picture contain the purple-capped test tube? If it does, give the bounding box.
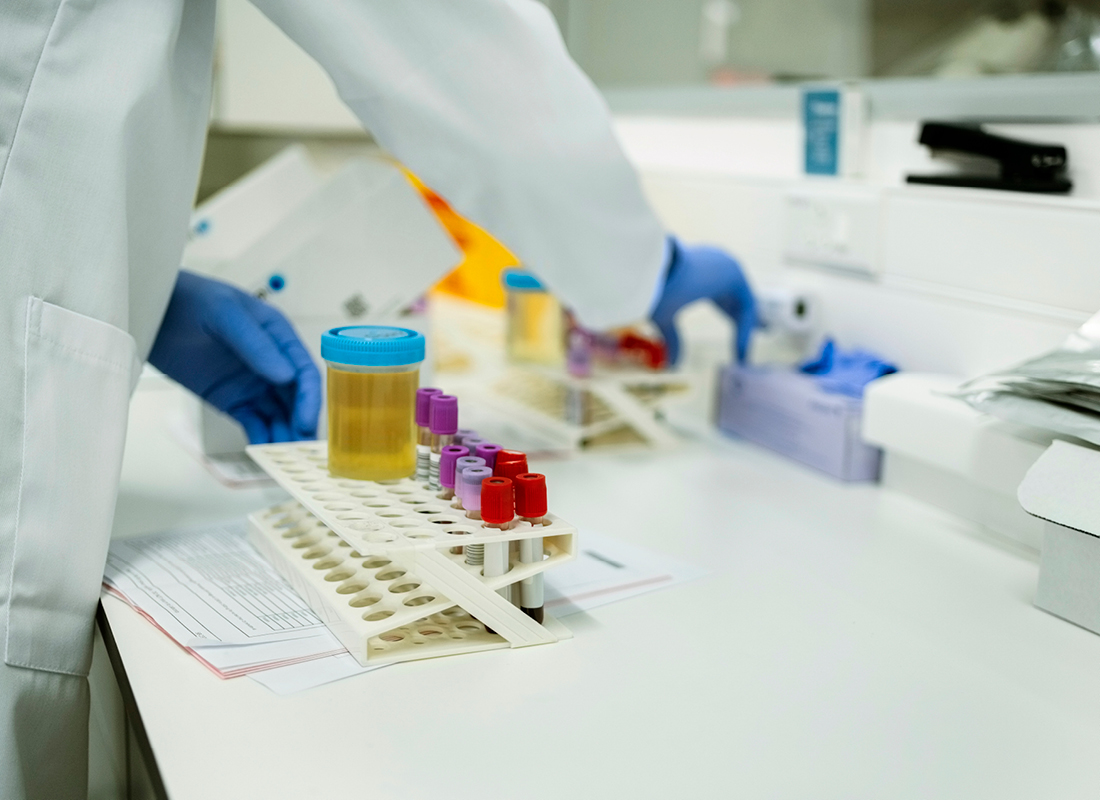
[460,465,493,566]
[460,466,492,515]
[428,394,459,490]
[474,443,503,471]
[438,445,469,500]
[453,456,486,508]
[455,457,490,506]
[415,388,443,482]
[461,436,488,453]
[454,429,478,446]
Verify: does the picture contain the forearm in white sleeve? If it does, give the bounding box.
[247,0,667,329]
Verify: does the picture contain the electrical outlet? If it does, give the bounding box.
[783,186,881,276]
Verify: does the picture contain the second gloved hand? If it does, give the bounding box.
[650,237,756,365]
[149,271,322,444]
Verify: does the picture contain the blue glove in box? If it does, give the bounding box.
[717,365,883,482]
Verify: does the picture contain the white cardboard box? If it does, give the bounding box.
[1018,440,1100,633]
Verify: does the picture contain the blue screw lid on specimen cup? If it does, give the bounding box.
[321,326,426,367]
[501,269,546,291]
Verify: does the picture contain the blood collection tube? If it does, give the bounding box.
[565,329,592,426]
[514,473,548,623]
[460,466,493,567]
[428,394,458,491]
[460,436,488,453]
[438,445,469,501]
[474,443,503,471]
[566,328,593,379]
[494,456,528,481]
[415,388,443,482]
[495,449,525,467]
[453,457,486,509]
[454,429,478,446]
[481,477,515,601]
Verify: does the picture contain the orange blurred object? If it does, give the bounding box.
[403,169,517,309]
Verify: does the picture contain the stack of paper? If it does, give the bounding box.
[104,522,347,678]
[104,521,705,694]
[957,308,1100,447]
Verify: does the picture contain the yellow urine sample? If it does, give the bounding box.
[507,290,565,366]
[327,367,418,481]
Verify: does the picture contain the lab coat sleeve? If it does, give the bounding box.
[247,0,667,329]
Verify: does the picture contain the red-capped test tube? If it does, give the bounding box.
[415,388,443,481]
[495,449,525,468]
[438,445,469,501]
[481,477,515,601]
[428,394,458,490]
[494,455,528,482]
[515,473,548,622]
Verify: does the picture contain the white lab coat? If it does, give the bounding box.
[0,0,664,797]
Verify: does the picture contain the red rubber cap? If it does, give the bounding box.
[495,449,526,465]
[514,473,547,519]
[480,477,514,525]
[494,456,529,481]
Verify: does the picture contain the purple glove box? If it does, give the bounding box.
[717,365,881,482]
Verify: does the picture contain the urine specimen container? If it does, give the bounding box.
[323,326,426,481]
[503,269,565,366]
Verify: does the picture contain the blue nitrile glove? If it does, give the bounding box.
[800,338,898,398]
[650,237,757,365]
[149,270,322,443]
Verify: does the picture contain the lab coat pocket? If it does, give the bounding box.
[5,298,139,676]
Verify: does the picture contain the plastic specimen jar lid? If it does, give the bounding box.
[514,473,547,518]
[481,477,514,525]
[321,326,426,367]
[501,269,547,292]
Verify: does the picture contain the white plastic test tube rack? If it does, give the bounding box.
[477,367,696,450]
[246,442,575,667]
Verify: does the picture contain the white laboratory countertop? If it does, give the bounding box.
[104,382,1100,800]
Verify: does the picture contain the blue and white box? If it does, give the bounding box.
[802,84,865,178]
[717,365,881,482]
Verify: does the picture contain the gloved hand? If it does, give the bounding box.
[149,271,321,444]
[650,237,757,365]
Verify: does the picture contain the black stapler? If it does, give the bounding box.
[907,122,1072,194]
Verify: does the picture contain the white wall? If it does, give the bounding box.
[213,0,876,133]
[214,0,360,132]
[556,0,871,85]
[616,116,1100,379]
